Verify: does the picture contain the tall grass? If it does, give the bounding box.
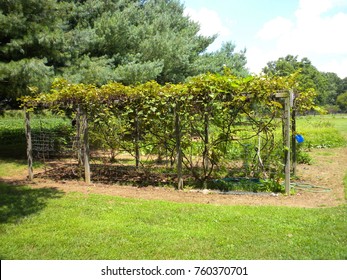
[296,115,347,148]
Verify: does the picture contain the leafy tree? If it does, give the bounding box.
[320,72,344,105]
[341,77,347,92]
[263,55,342,106]
[337,92,347,112]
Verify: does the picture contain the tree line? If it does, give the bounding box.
[264,55,347,113]
[1,0,346,112]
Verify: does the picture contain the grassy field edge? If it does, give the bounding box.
[0,182,346,260]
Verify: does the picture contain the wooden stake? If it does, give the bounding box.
[25,109,34,180]
[135,109,140,169]
[82,109,91,184]
[76,105,83,166]
[276,91,292,195]
[291,108,297,176]
[284,95,291,195]
[175,103,183,190]
[290,90,297,176]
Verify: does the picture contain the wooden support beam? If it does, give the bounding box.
[275,90,293,195]
[275,92,289,98]
[291,91,297,176]
[175,103,183,190]
[284,94,291,195]
[82,109,91,184]
[134,109,140,169]
[76,105,83,166]
[24,109,34,181]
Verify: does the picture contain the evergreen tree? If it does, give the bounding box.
[0,0,68,106]
[192,42,248,77]
[0,0,249,108]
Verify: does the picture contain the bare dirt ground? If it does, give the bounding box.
[1,147,346,208]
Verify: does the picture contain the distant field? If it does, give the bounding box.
[296,114,347,148]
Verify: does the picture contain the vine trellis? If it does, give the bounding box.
[22,71,319,194]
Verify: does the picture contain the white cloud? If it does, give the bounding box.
[296,0,333,18]
[320,57,347,77]
[257,17,294,40]
[250,0,347,77]
[184,7,232,51]
[246,47,272,75]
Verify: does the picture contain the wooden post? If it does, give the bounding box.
[202,99,210,189]
[276,91,292,195]
[203,112,210,173]
[24,109,34,180]
[284,94,291,195]
[76,105,83,166]
[175,103,183,190]
[134,109,140,169]
[290,91,297,176]
[291,107,297,176]
[82,109,91,184]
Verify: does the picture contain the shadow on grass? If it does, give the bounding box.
[0,182,64,224]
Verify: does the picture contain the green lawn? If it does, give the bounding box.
[0,182,346,260]
[0,159,43,177]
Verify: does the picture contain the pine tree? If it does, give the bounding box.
[1,0,248,108]
[0,0,67,106]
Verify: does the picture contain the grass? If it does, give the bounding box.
[296,115,347,148]
[0,159,43,177]
[0,182,346,260]
[313,114,347,137]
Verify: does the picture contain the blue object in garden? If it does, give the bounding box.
[295,134,304,143]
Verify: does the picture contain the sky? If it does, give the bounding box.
[183,0,347,78]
